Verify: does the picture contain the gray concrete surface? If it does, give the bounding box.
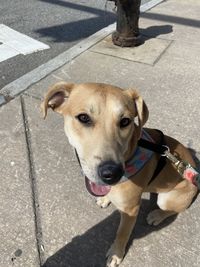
[0,98,39,267]
[0,0,200,266]
[90,35,171,65]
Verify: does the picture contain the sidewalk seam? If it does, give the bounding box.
[153,39,173,65]
[23,92,42,101]
[89,50,153,66]
[20,96,45,266]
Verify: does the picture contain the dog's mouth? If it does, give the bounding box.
[85,176,111,196]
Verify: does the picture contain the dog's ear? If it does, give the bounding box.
[126,89,149,136]
[41,82,74,119]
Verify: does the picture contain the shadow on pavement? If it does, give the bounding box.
[42,197,177,267]
[141,12,200,28]
[36,0,116,42]
[141,24,173,39]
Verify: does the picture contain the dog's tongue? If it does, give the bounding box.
[85,176,111,196]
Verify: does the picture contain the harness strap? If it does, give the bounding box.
[138,131,166,154]
[138,130,167,185]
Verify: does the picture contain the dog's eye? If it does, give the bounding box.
[120,118,131,128]
[76,113,92,125]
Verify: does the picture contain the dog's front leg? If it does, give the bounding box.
[106,205,140,267]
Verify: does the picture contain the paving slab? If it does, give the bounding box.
[90,35,171,65]
[0,98,39,267]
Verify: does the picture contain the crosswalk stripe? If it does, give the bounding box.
[0,24,50,63]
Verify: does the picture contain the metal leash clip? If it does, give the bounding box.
[162,146,200,189]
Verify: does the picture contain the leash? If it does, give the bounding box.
[138,131,200,189]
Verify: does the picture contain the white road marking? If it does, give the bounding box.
[0,24,50,63]
[0,43,19,62]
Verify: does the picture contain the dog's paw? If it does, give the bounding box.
[106,255,122,267]
[147,209,165,226]
[106,244,124,267]
[96,196,111,208]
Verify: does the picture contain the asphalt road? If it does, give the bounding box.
[0,0,150,90]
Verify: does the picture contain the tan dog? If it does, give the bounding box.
[42,82,198,267]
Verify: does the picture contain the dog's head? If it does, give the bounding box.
[41,82,148,195]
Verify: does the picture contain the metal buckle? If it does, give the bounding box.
[161,145,170,156]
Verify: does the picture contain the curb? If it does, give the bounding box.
[0,95,6,105]
[0,0,164,106]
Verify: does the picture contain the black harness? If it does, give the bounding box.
[138,130,167,185]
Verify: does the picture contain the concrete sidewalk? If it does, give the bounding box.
[0,0,200,266]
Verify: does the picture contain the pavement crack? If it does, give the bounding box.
[20,96,45,266]
[153,39,173,65]
[23,92,43,101]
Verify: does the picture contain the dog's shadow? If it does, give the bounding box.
[42,195,176,267]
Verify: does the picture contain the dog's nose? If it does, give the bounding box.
[98,161,124,185]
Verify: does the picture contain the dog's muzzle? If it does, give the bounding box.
[98,160,124,185]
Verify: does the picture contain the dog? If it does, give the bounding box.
[41,82,198,267]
